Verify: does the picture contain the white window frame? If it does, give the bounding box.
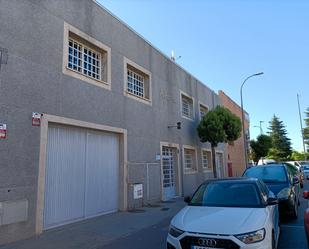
[63,22,111,90]
[182,145,197,174]
[123,57,152,105]
[201,149,212,172]
[180,91,194,121]
[199,101,209,120]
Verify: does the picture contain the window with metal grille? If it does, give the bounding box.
[199,104,208,119]
[127,69,145,97]
[184,148,195,170]
[202,150,212,170]
[181,95,193,119]
[68,38,101,80]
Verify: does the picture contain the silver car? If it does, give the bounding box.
[303,165,309,179]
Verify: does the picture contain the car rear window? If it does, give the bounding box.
[190,182,262,208]
[243,166,287,183]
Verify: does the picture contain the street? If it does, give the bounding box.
[101,183,309,249]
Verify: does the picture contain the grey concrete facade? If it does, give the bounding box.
[0,0,225,244]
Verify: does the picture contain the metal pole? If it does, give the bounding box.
[297,94,307,160]
[240,72,264,168]
[259,121,264,135]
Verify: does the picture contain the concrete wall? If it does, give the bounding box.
[219,90,249,176]
[0,0,224,244]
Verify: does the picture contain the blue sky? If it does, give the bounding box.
[98,0,309,151]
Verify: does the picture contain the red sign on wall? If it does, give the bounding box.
[32,112,41,126]
[0,124,7,139]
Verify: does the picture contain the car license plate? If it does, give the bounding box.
[191,247,223,249]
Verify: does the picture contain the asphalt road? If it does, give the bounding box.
[278,180,308,249]
[101,182,309,249]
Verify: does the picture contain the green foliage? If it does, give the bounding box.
[250,135,272,164]
[267,115,292,161]
[197,106,242,178]
[303,108,309,150]
[290,150,309,161]
[197,106,242,147]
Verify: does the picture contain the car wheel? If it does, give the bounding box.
[291,200,298,219]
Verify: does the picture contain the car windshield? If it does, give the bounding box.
[189,182,262,208]
[243,166,287,183]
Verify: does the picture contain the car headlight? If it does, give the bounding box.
[277,187,291,200]
[235,228,265,244]
[168,225,184,238]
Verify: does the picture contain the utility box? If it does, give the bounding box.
[0,199,28,225]
[133,183,143,199]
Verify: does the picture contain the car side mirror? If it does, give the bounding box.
[293,176,300,185]
[303,191,309,199]
[184,196,191,203]
[267,197,278,206]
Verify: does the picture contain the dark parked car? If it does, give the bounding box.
[285,162,304,188]
[243,164,300,218]
[303,191,309,247]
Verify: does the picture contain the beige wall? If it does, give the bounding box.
[219,90,249,176]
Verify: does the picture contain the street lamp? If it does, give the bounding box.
[240,72,264,168]
[253,121,264,135]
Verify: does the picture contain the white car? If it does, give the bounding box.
[303,165,309,180]
[167,178,280,249]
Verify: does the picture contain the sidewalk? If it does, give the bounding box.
[0,198,185,249]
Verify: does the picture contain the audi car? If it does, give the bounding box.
[167,178,280,249]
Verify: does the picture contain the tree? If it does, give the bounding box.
[290,150,309,161]
[250,134,272,164]
[303,107,309,151]
[197,106,242,178]
[268,115,292,161]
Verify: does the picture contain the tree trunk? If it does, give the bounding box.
[211,146,217,178]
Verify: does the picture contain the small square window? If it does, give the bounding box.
[199,104,209,120]
[181,94,194,119]
[63,23,111,89]
[67,38,101,81]
[124,57,152,104]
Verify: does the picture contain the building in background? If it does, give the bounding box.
[219,90,250,177]
[0,0,225,244]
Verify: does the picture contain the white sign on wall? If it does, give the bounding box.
[133,183,143,199]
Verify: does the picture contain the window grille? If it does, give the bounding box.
[200,105,208,119]
[202,150,212,169]
[182,96,193,118]
[184,149,194,169]
[68,38,101,80]
[127,69,145,98]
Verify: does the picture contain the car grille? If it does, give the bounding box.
[180,236,240,249]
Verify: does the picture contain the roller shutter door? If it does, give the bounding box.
[44,125,119,229]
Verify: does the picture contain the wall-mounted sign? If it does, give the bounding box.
[133,183,143,199]
[0,124,7,139]
[155,154,161,161]
[32,112,41,126]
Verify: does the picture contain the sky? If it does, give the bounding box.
[98,0,309,151]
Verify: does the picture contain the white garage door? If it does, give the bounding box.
[44,125,119,229]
